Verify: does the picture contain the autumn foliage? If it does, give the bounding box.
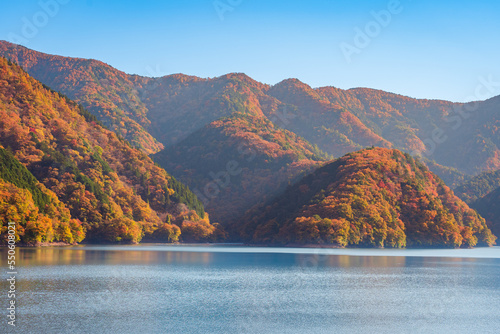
[0,57,214,244]
[1,42,498,248]
[153,111,325,224]
[454,169,500,204]
[1,41,499,230]
[241,148,496,248]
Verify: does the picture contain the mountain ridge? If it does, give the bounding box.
[1,41,499,229]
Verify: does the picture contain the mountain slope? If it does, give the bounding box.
[454,169,500,204]
[471,187,500,237]
[0,41,162,154]
[1,41,499,226]
[141,72,270,147]
[265,79,392,157]
[0,146,84,245]
[0,57,211,244]
[240,148,495,248]
[318,87,500,175]
[153,111,325,223]
[2,41,498,178]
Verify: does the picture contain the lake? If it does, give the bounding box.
[1,245,500,333]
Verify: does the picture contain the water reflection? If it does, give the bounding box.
[1,246,497,269]
[3,246,497,270]
[1,247,217,266]
[0,246,499,334]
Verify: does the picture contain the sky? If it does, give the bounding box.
[1,0,499,102]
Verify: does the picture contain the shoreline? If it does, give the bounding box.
[1,242,495,251]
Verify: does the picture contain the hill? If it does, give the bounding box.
[0,57,213,244]
[239,148,496,248]
[471,187,500,238]
[0,146,84,245]
[454,169,500,203]
[153,111,325,223]
[264,79,392,157]
[1,42,498,176]
[1,41,499,225]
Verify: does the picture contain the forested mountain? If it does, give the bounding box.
[141,73,269,148]
[0,41,162,154]
[1,41,499,232]
[265,79,392,157]
[238,148,495,248]
[0,146,84,245]
[471,186,500,238]
[153,112,325,223]
[2,41,498,175]
[318,87,500,175]
[0,57,214,245]
[454,169,500,204]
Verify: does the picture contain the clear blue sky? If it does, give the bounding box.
[1,0,499,102]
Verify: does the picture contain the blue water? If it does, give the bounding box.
[1,245,500,333]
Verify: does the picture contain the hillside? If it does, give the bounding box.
[153,112,325,223]
[1,42,498,170]
[239,148,496,248]
[0,146,84,245]
[318,87,500,175]
[471,187,500,238]
[0,57,213,244]
[454,169,500,203]
[1,41,499,226]
[141,72,270,147]
[2,42,498,177]
[265,79,392,157]
[0,41,162,154]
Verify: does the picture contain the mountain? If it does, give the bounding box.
[0,41,162,154]
[0,42,386,156]
[1,41,499,226]
[238,148,496,248]
[471,186,500,237]
[153,111,326,223]
[454,169,500,204]
[141,72,269,147]
[317,87,500,175]
[264,79,393,157]
[0,57,213,245]
[1,42,498,175]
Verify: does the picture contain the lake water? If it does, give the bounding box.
[1,245,500,334]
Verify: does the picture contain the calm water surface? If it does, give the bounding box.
[1,245,499,334]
